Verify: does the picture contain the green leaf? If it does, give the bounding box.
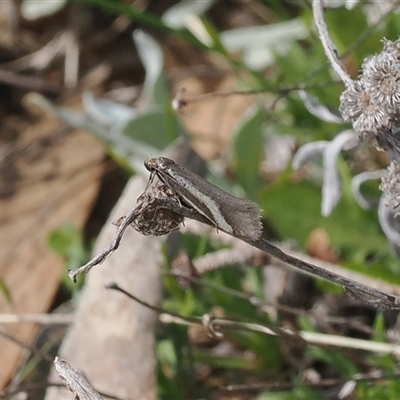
[48,224,83,258]
[122,108,185,150]
[194,352,254,370]
[307,346,359,378]
[48,224,89,291]
[258,386,325,400]
[233,106,265,200]
[0,278,12,304]
[372,312,386,342]
[84,0,174,35]
[324,6,368,51]
[260,179,387,252]
[157,340,185,400]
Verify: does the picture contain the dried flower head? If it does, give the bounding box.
[382,38,400,60]
[380,161,400,215]
[339,80,391,137]
[362,53,400,111]
[132,182,184,236]
[339,80,365,123]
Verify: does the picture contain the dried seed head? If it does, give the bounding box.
[380,161,400,215]
[132,182,184,236]
[362,53,400,112]
[340,80,366,123]
[382,38,400,60]
[340,80,391,138]
[338,38,400,154]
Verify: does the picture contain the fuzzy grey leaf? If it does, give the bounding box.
[162,0,216,28]
[133,30,165,104]
[322,130,357,216]
[83,92,137,128]
[351,170,384,210]
[299,89,343,123]
[292,141,328,170]
[21,0,67,20]
[221,19,307,70]
[26,93,86,128]
[378,196,400,248]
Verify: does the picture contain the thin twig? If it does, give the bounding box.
[169,271,374,336]
[159,313,400,355]
[108,283,400,356]
[64,30,79,88]
[172,242,400,299]
[0,324,53,362]
[70,158,400,310]
[173,82,337,110]
[157,198,400,310]
[71,184,400,309]
[68,207,140,282]
[224,370,396,392]
[0,382,122,400]
[106,282,198,324]
[0,70,62,94]
[0,314,73,324]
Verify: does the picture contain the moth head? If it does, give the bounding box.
[144,157,176,172]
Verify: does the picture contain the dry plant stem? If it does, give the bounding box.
[159,313,400,356]
[255,237,400,309]
[279,248,400,296]
[71,192,400,309]
[170,271,375,336]
[64,30,80,89]
[68,207,139,282]
[3,32,68,71]
[175,83,337,110]
[158,199,400,310]
[224,370,394,392]
[109,282,400,356]
[175,234,400,298]
[1,384,78,400]
[178,88,273,103]
[70,152,400,309]
[54,357,104,400]
[0,70,62,94]
[0,314,73,324]
[106,283,198,324]
[0,324,53,362]
[312,0,352,86]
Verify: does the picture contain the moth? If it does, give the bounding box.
[144,157,263,241]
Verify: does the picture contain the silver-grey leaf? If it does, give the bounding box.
[26,93,86,128]
[299,89,343,123]
[162,0,216,28]
[21,0,67,20]
[83,92,137,128]
[351,170,384,210]
[378,196,400,249]
[132,30,164,105]
[322,130,357,216]
[220,19,307,70]
[292,141,328,170]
